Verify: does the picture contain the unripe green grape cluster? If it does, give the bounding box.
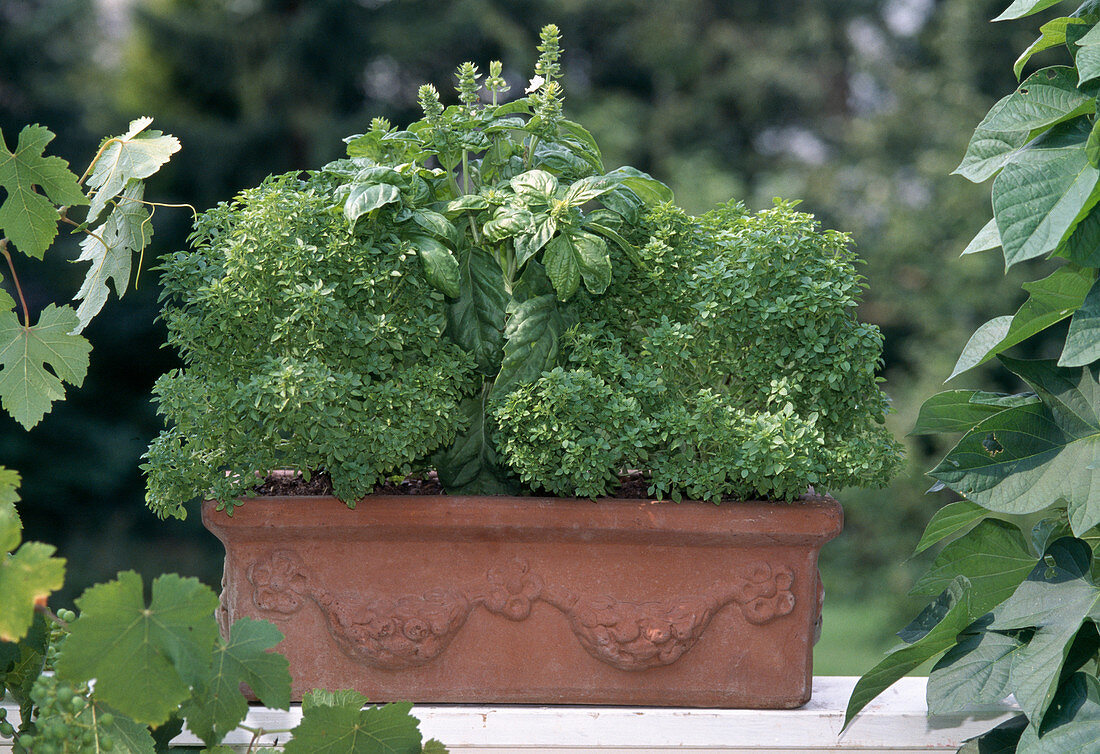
[20,675,113,753]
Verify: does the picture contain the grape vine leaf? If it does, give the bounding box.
[0,124,87,258]
[0,270,15,311]
[56,571,220,726]
[931,357,1100,534]
[0,502,66,642]
[0,304,92,429]
[73,181,151,332]
[180,617,291,746]
[75,700,157,754]
[992,118,1100,269]
[284,697,423,754]
[988,538,1100,728]
[86,117,180,224]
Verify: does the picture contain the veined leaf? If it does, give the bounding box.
[443,195,489,215]
[1078,44,1100,85]
[543,233,581,301]
[1060,276,1100,366]
[409,209,458,246]
[284,698,422,754]
[86,117,179,224]
[932,358,1100,534]
[180,617,291,747]
[957,716,1027,753]
[980,68,1094,134]
[962,217,1001,255]
[911,390,1038,436]
[913,500,991,555]
[948,265,1097,380]
[510,169,558,200]
[411,234,460,298]
[994,0,1071,22]
[344,182,401,225]
[1014,672,1100,751]
[56,571,220,726]
[73,181,151,332]
[75,700,157,754]
[600,166,674,204]
[0,124,87,258]
[993,118,1100,268]
[446,247,506,374]
[844,576,974,729]
[514,217,556,268]
[0,304,92,429]
[0,505,65,642]
[1057,201,1100,266]
[491,293,564,401]
[584,220,645,268]
[1089,119,1100,166]
[989,538,1099,727]
[954,117,1031,183]
[910,520,1037,614]
[1015,18,1091,78]
[927,622,1025,715]
[433,385,517,494]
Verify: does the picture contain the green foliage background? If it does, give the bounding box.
[0,0,1046,671]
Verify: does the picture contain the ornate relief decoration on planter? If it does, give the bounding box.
[246,552,797,671]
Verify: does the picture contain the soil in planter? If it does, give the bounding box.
[252,469,758,500]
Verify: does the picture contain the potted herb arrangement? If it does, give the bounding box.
[144,26,902,708]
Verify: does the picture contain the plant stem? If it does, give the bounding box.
[0,239,30,328]
[34,602,66,627]
[462,150,470,194]
[77,137,119,186]
[468,212,481,245]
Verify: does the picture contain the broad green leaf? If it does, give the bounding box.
[482,205,534,241]
[446,248,506,374]
[993,118,1100,268]
[564,175,614,206]
[910,390,1038,436]
[913,500,991,555]
[412,235,460,298]
[584,220,645,268]
[510,170,557,200]
[76,700,157,754]
[1059,198,1100,265]
[433,386,518,495]
[409,209,458,246]
[1078,43,1100,85]
[910,520,1037,614]
[1060,277,1100,366]
[995,0,1070,21]
[284,700,422,754]
[0,304,92,429]
[1015,673,1100,751]
[0,536,65,642]
[989,538,1098,726]
[0,124,86,258]
[443,195,489,215]
[980,68,1094,134]
[86,118,179,224]
[845,576,974,729]
[1089,120,1100,166]
[962,218,1002,255]
[422,740,450,753]
[0,466,21,507]
[948,265,1096,380]
[344,183,401,224]
[954,116,1031,183]
[56,571,220,726]
[543,233,581,301]
[932,358,1100,533]
[514,217,556,267]
[959,716,1027,753]
[73,181,152,332]
[927,624,1025,714]
[947,316,1012,382]
[1015,18,1091,78]
[571,231,612,295]
[181,617,291,746]
[601,166,674,204]
[491,293,564,401]
[0,271,14,311]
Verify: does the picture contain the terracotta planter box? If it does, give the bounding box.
[203,494,842,708]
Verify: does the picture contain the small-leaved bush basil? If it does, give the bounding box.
[145,25,901,516]
[145,169,475,517]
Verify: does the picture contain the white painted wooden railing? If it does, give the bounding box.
[0,677,1018,752]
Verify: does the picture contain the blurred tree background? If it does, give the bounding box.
[0,0,1054,672]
